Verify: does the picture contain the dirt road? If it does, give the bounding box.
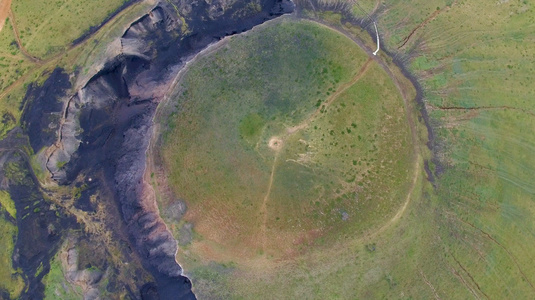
[0,0,12,32]
[8,9,42,63]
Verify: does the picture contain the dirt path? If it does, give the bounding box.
[309,20,425,242]
[260,152,280,250]
[397,0,458,50]
[287,58,373,134]
[259,58,373,253]
[372,0,382,15]
[0,0,11,32]
[365,158,420,241]
[8,9,42,63]
[0,0,147,102]
[420,268,442,300]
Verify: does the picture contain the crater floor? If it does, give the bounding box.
[157,18,416,296]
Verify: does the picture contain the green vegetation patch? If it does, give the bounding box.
[0,190,16,219]
[43,253,83,300]
[0,215,24,298]
[305,0,535,298]
[238,113,265,143]
[0,18,33,136]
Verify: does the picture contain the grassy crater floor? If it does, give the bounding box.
[159,18,416,296]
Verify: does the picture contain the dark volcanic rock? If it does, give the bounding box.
[21,68,71,153]
[141,282,160,300]
[0,130,77,299]
[38,0,295,298]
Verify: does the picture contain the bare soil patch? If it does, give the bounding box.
[268,136,283,151]
[0,0,11,32]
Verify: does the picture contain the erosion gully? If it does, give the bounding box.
[6,0,294,299]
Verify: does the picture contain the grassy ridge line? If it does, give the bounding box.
[0,0,145,100]
[0,2,155,297]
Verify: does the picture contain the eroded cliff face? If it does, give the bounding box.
[18,0,293,298]
[0,128,77,298]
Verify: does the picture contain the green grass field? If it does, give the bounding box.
[372,0,535,297]
[159,18,416,297]
[158,0,535,297]
[0,191,24,299]
[43,253,83,300]
[0,18,33,92]
[0,17,34,135]
[11,0,129,59]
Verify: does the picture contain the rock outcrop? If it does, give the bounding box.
[22,0,294,297]
[62,242,105,300]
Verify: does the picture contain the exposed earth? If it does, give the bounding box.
[0,0,11,33]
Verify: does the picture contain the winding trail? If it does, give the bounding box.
[305,20,424,245]
[8,9,42,63]
[364,158,420,241]
[287,58,373,134]
[420,268,442,300]
[259,57,373,253]
[260,153,280,250]
[397,1,458,50]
